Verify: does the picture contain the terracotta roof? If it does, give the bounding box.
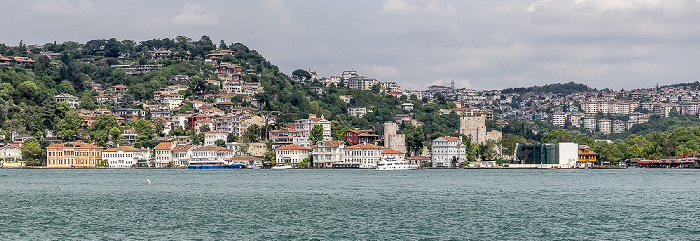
[276,144,311,150]
[382,149,404,154]
[48,142,101,148]
[172,145,194,152]
[345,143,384,149]
[154,142,174,149]
[313,141,343,147]
[440,136,460,141]
[193,146,231,151]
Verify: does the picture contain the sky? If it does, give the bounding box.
[1,0,700,91]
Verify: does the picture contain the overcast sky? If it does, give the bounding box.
[1,0,700,91]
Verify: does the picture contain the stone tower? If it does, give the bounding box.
[460,115,487,144]
[383,121,406,153]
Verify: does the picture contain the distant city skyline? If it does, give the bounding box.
[1,0,699,90]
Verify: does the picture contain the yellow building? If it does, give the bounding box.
[578,145,597,167]
[47,142,103,167]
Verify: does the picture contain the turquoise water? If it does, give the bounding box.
[1,169,699,240]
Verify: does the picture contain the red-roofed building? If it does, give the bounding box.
[148,49,172,59]
[154,142,175,167]
[381,148,406,164]
[0,55,10,65]
[216,64,242,76]
[13,56,35,65]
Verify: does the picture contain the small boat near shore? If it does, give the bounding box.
[376,160,419,170]
[271,164,293,169]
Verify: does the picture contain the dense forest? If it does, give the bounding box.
[501,82,591,95]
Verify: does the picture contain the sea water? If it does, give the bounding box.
[1,168,699,240]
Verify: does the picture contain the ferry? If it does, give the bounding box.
[376,160,420,170]
[188,160,244,169]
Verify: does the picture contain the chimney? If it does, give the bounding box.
[459,136,463,142]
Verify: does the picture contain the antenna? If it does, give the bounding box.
[451,80,455,91]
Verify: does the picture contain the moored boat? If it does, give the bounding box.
[376,160,419,170]
[188,160,244,169]
[271,164,293,169]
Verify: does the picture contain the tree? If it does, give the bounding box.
[89,114,119,144]
[310,125,324,145]
[227,132,238,142]
[56,110,83,141]
[291,69,311,81]
[403,123,424,156]
[215,139,226,147]
[104,38,120,57]
[241,124,262,143]
[22,138,44,166]
[191,133,204,145]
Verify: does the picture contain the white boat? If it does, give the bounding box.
[376,160,419,170]
[271,164,293,169]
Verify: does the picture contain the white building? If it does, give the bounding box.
[612,120,626,134]
[583,116,597,133]
[102,146,150,168]
[171,144,195,167]
[598,119,612,134]
[54,93,80,108]
[204,130,229,146]
[431,136,466,168]
[192,146,234,163]
[153,142,175,167]
[312,141,345,168]
[343,143,384,169]
[275,144,311,164]
[294,114,331,141]
[347,106,370,118]
[0,143,22,162]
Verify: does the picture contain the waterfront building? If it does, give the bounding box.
[512,142,578,168]
[0,143,22,163]
[171,144,195,167]
[153,142,175,167]
[102,146,150,168]
[47,142,103,168]
[312,141,345,168]
[430,136,466,168]
[192,146,234,163]
[577,145,597,167]
[275,144,311,164]
[343,143,384,168]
